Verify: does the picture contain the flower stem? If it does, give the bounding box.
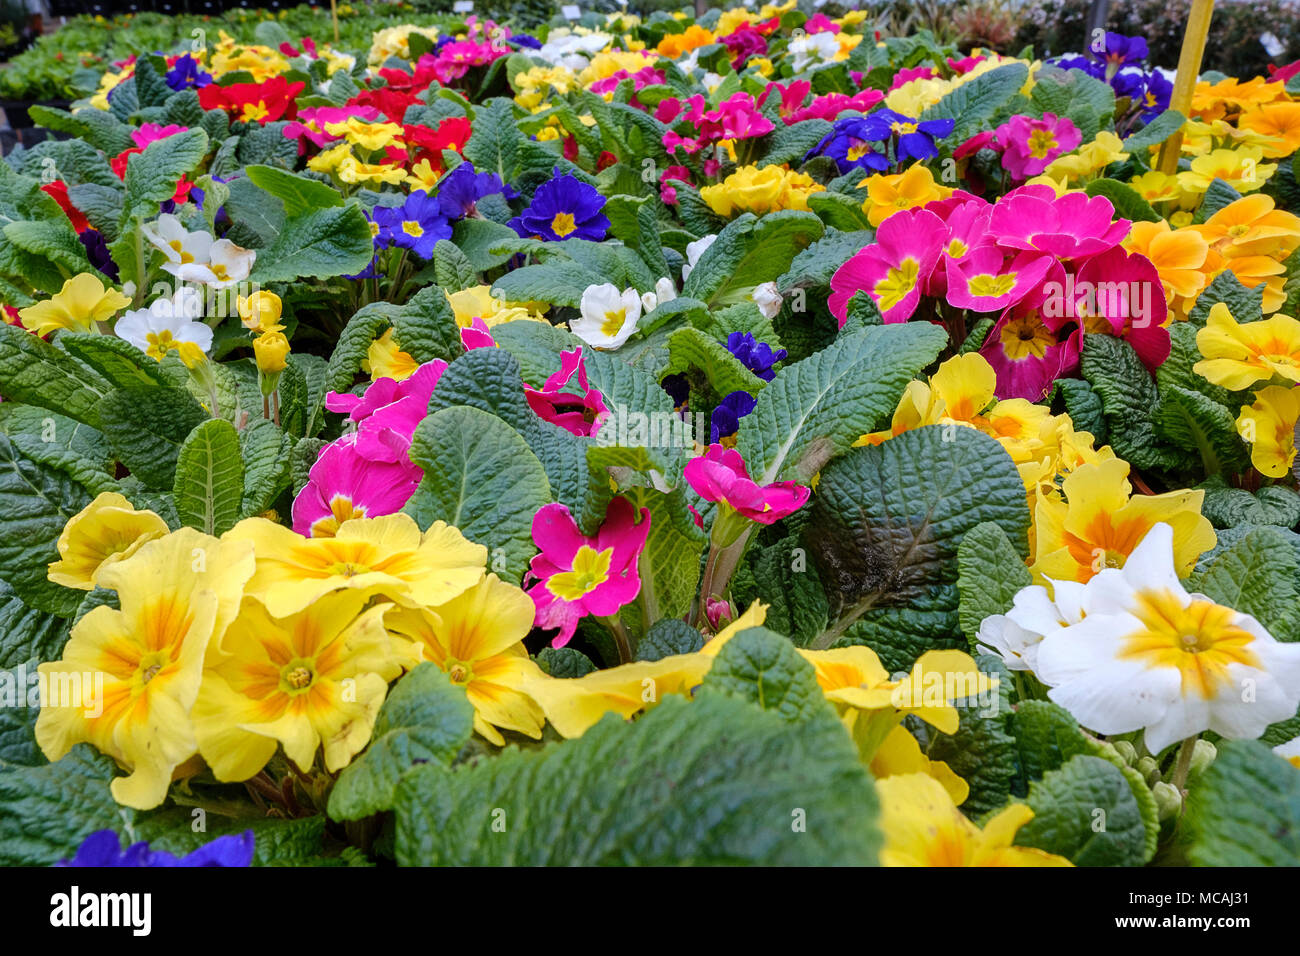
[604,615,634,665]
[1170,735,1198,793]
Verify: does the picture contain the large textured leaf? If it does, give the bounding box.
[1186,739,1300,866]
[1013,754,1151,866]
[0,435,92,618]
[1081,334,1189,474]
[0,744,138,865]
[120,128,209,225]
[919,63,1029,146]
[329,664,474,822]
[249,202,373,282]
[393,693,881,865]
[806,426,1030,651]
[0,582,69,668]
[1188,526,1300,643]
[99,386,209,490]
[957,521,1031,647]
[681,211,824,307]
[0,324,111,428]
[173,418,244,536]
[404,405,551,584]
[702,627,831,724]
[737,322,947,485]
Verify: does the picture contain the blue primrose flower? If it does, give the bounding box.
[1086,32,1149,73]
[507,170,609,242]
[710,390,758,443]
[661,372,690,410]
[509,33,542,50]
[1052,55,1105,80]
[806,116,891,174]
[79,230,118,281]
[59,830,255,867]
[372,191,452,260]
[437,161,512,220]
[725,332,787,382]
[165,53,213,92]
[1138,71,1173,119]
[861,109,955,163]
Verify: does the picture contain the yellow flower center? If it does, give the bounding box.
[601,308,627,337]
[872,257,920,313]
[891,121,918,136]
[281,660,315,693]
[402,220,424,238]
[1027,128,1059,160]
[369,221,381,238]
[547,545,614,601]
[211,263,230,281]
[168,239,195,264]
[947,238,968,258]
[999,314,1055,360]
[330,561,369,577]
[145,329,180,361]
[551,212,578,238]
[446,659,472,684]
[241,102,270,122]
[967,273,1018,298]
[311,496,364,539]
[1117,589,1262,698]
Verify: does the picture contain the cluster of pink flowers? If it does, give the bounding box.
[588,62,665,98]
[829,185,1169,401]
[658,91,774,155]
[524,347,609,438]
[956,113,1083,183]
[759,80,884,123]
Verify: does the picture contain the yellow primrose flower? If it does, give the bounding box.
[446,284,547,327]
[386,574,547,746]
[364,328,420,382]
[1042,131,1129,182]
[1194,303,1300,390]
[521,653,713,739]
[1178,147,1275,196]
[699,165,825,218]
[326,117,404,153]
[861,164,951,227]
[1030,458,1215,584]
[857,353,996,446]
[884,77,951,117]
[253,329,290,375]
[307,142,352,175]
[1238,102,1300,159]
[224,513,486,618]
[749,56,774,77]
[1188,193,1300,261]
[1236,385,1300,478]
[1128,170,1183,206]
[1191,76,1286,122]
[406,158,443,192]
[18,273,131,336]
[47,493,169,590]
[877,773,1073,867]
[870,724,969,804]
[193,592,402,778]
[337,156,408,186]
[236,290,282,333]
[34,528,255,809]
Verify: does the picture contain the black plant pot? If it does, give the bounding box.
[1,98,74,131]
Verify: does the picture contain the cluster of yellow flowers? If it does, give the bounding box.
[700,164,825,217]
[367,24,440,68]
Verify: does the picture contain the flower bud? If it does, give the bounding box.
[1187,739,1217,781]
[1151,781,1182,821]
[1136,755,1160,786]
[237,290,282,333]
[254,330,290,376]
[1112,740,1139,766]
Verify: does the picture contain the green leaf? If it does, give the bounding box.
[244,164,344,215]
[1123,109,1186,154]
[1186,739,1300,866]
[702,626,831,723]
[0,581,69,668]
[1081,334,1188,474]
[1152,385,1249,476]
[391,285,471,364]
[1199,479,1300,529]
[1029,65,1115,140]
[464,98,524,183]
[737,322,948,485]
[3,220,95,276]
[0,744,138,865]
[58,333,170,389]
[490,261,604,309]
[173,419,244,536]
[664,325,765,397]
[120,128,208,226]
[1188,269,1264,325]
[240,418,293,518]
[957,521,1031,648]
[249,202,374,282]
[919,63,1030,146]
[329,664,474,821]
[451,216,527,270]
[536,646,598,677]
[0,435,94,618]
[1051,377,1107,442]
[1196,178,1244,222]
[432,238,478,292]
[404,405,551,584]
[1084,179,1161,223]
[0,324,111,428]
[681,211,824,307]
[778,229,873,294]
[393,693,881,865]
[807,427,1030,653]
[99,386,209,490]
[135,812,331,867]
[760,118,834,167]
[603,195,671,280]
[1013,754,1151,866]
[807,191,873,231]
[635,618,705,661]
[731,524,829,646]
[1188,525,1300,643]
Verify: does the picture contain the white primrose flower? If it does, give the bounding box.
[641,276,677,314]
[789,31,839,72]
[1035,522,1300,754]
[175,238,257,289]
[680,234,717,283]
[1273,737,1300,767]
[571,283,642,350]
[976,578,1087,673]
[751,281,783,320]
[116,286,213,361]
[142,213,213,274]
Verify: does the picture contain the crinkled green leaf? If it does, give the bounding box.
[99,385,208,490]
[1188,525,1300,643]
[957,521,1031,648]
[1186,739,1300,866]
[173,418,244,536]
[702,626,830,724]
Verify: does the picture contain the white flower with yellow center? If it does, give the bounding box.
[571,283,642,350]
[1036,522,1300,753]
[976,577,1086,673]
[142,214,213,275]
[115,286,213,362]
[175,238,256,289]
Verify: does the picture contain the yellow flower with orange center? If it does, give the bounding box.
[700,164,825,218]
[1237,102,1300,158]
[1190,76,1287,122]
[861,164,951,227]
[34,528,255,809]
[1177,146,1276,196]
[47,493,170,590]
[1031,458,1215,584]
[1188,193,1300,260]
[1194,302,1300,390]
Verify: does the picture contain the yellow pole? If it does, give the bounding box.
[331,0,340,44]
[1157,0,1215,174]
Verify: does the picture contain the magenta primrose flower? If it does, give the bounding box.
[684,444,810,525]
[978,258,1081,402]
[327,359,448,465]
[525,495,651,648]
[828,207,948,325]
[996,113,1082,181]
[989,185,1130,261]
[291,434,422,537]
[524,347,609,437]
[944,247,1055,313]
